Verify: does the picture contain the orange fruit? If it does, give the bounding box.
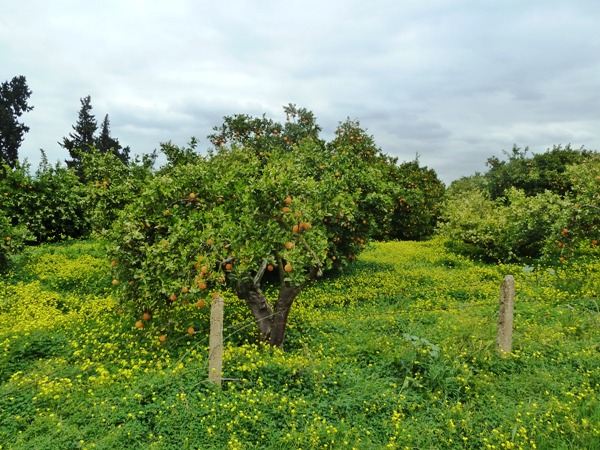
[110,260,117,267]
[164,209,170,216]
[189,193,196,199]
[112,279,118,285]
[182,286,189,294]
[561,228,568,236]
[301,222,312,230]
[267,264,274,272]
[292,224,300,233]
[169,294,177,301]
[285,241,294,250]
[200,265,208,274]
[284,263,293,272]
[559,256,565,263]
[187,327,195,335]
[197,281,207,290]
[197,300,205,308]
[211,292,219,300]
[225,263,232,271]
[557,242,564,248]
[142,312,151,321]
[285,195,292,204]
[282,206,291,214]
[159,335,167,343]
[135,320,144,329]
[592,239,598,246]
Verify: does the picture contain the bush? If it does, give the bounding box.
[0,158,87,244]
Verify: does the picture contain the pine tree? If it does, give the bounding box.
[0,75,33,170]
[60,95,97,180]
[96,114,130,165]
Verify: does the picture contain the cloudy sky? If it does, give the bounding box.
[2,0,599,183]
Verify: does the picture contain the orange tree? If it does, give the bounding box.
[108,107,389,347]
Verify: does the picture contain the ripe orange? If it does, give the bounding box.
[284,263,293,272]
[197,300,205,308]
[135,320,144,329]
[142,312,151,321]
[592,239,598,246]
[159,335,167,343]
[197,281,207,290]
[112,279,118,285]
[285,195,292,204]
[211,292,219,300]
[559,256,565,263]
[110,260,117,267]
[301,222,312,230]
[267,264,274,272]
[207,238,215,245]
[282,206,291,214]
[200,265,208,274]
[189,193,196,199]
[225,263,232,271]
[182,286,189,294]
[561,228,568,236]
[285,241,294,250]
[187,327,195,335]
[169,294,177,301]
[557,242,564,248]
[164,209,170,216]
[292,224,300,233]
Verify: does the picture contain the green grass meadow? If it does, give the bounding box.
[1,239,599,449]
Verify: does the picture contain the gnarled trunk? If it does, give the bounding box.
[270,285,302,347]
[236,280,302,348]
[237,280,273,342]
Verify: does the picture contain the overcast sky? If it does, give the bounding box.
[2,0,599,184]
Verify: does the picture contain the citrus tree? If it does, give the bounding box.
[108,107,385,347]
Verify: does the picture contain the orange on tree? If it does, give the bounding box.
[285,241,294,250]
[187,327,195,335]
[142,312,151,321]
[112,279,118,285]
[169,294,177,301]
[197,300,205,308]
[135,320,144,329]
[284,263,293,272]
[159,335,167,343]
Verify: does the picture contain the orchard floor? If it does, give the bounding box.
[1,239,599,449]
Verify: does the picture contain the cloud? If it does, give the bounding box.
[2,0,600,183]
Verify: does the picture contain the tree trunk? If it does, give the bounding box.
[270,285,301,348]
[237,281,273,341]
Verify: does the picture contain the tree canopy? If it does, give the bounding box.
[0,75,33,171]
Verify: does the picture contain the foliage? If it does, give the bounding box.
[0,157,87,244]
[440,186,564,262]
[0,75,33,171]
[386,159,446,240]
[95,114,130,165]
[541,154,600,262]
[1,239,599,448]
[107,126,374,346]
[485,144,592,200]
[60,96,129,180]
[444,144,599,263]
[80,148,153,234]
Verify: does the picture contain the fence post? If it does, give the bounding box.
[497,275,515,355]
[208,295,224,386]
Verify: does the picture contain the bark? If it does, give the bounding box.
[237,280,273,341]
[270,285,302,348]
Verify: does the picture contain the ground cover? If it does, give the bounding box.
[0,239,598,449]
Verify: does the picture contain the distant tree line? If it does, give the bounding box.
[0,75,130,180]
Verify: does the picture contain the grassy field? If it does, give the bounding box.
[1,239,599,449]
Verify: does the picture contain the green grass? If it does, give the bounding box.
[1,239,599,449]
